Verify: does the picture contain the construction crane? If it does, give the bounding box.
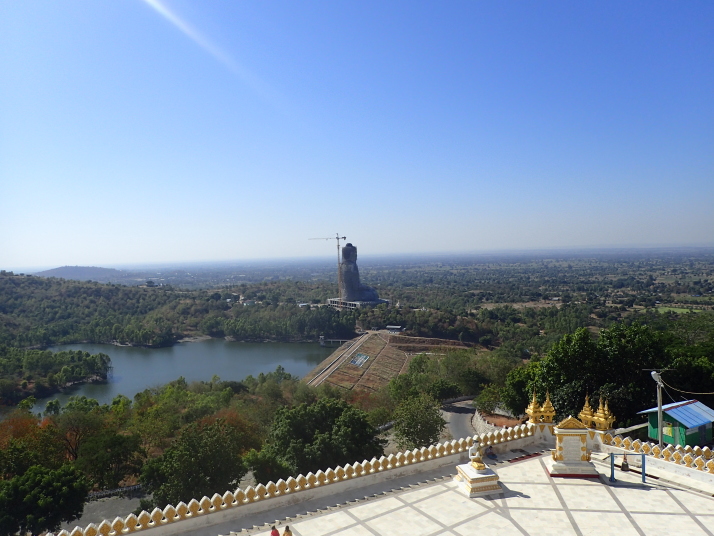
[309,233,347,300]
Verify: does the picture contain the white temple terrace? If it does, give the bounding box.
[230,450,714,536]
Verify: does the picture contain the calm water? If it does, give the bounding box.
[36,339,333,407]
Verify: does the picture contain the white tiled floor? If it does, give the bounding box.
[671,489,714,515]
[245,456,714,536]
[614,485,685,514]
[364,505,442,536]
[698,516,714,532]
[631,513,709,536]
[346,496,403,519]
[570,511,640,536]
[558,481,620,511]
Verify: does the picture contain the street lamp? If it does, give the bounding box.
[651,371,663,448]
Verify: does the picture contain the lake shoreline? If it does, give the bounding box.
[5,339,335,411]
[30,334,333,351]
[0,374,109,410]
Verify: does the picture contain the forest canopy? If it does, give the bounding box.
[0,347,111,405]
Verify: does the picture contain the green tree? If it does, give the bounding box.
[0,464,89,536]
[530,324,669,424]
[426,378,461,401]
[139,419,248,508]
[75,431,144,489]
[54,398,105,461]
[45,399,61,416]
[17,396,36,412]
[0,379,17,404]
[0,412,65,480]
[388,374,420,403]
[534,327,599,417]
[392,394,446,450]
[243,448,293,486]
[253,398,385,483]
[502,361,541,416]
[473,384,502,414]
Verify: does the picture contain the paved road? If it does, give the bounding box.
[61,495,144,532]
[442,399,500,441]
[441,399,477,441]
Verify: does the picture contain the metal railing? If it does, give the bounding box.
[608,453,646,483]
[88,484,142,500]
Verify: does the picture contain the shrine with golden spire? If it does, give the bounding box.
[578,394,616,431]
[524,391,617,477]
[526,391,616,431]
[525,391,557,424]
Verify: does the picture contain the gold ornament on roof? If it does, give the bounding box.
[525,390,557,424]
[590,397,616,430]
[540,391,556,423]
[525,390,543,424]
[555,415,588,429]
[578,394,596,428]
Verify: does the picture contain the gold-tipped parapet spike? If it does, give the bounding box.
[49,426,543,536]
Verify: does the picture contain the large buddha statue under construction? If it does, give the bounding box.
[338,243,381,303]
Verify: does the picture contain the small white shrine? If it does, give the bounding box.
[544,415,599,478]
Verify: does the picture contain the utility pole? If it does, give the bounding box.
[651,371,663,448]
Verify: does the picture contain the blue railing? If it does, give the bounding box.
[609,453,646,483]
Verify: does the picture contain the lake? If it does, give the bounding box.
[36,339,333,407]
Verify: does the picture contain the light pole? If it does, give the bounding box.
[651,371,663,448]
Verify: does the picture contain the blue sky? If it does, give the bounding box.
[1,1,713,270]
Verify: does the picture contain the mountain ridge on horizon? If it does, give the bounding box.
[30,245,714,273]
[33,266,131,281]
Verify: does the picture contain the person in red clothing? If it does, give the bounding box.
[270,526,279,536]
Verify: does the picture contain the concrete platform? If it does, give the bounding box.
[225,451,714,536]
[543,456,600,478]
[454,464,502,497]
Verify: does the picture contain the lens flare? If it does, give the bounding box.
[140,0,282,105]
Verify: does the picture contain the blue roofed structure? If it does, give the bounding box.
[638,400,714,446]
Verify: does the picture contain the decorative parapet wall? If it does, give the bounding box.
[597,432,714,486]
[50,423,548,536]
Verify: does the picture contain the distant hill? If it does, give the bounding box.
[33,266,132,282]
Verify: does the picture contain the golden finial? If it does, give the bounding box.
[602,399,616,429]
[525,390,542,423]
[592,396,616,430]
[578,392,595,428]
[540,391,556,423]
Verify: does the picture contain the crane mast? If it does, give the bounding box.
[309,233,347,300]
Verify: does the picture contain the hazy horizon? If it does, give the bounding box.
[7,244,714,274]
[2,1,712,269]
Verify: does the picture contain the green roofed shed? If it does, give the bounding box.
[638,400,714,447]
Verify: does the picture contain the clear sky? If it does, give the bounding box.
[1,1,713,270]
